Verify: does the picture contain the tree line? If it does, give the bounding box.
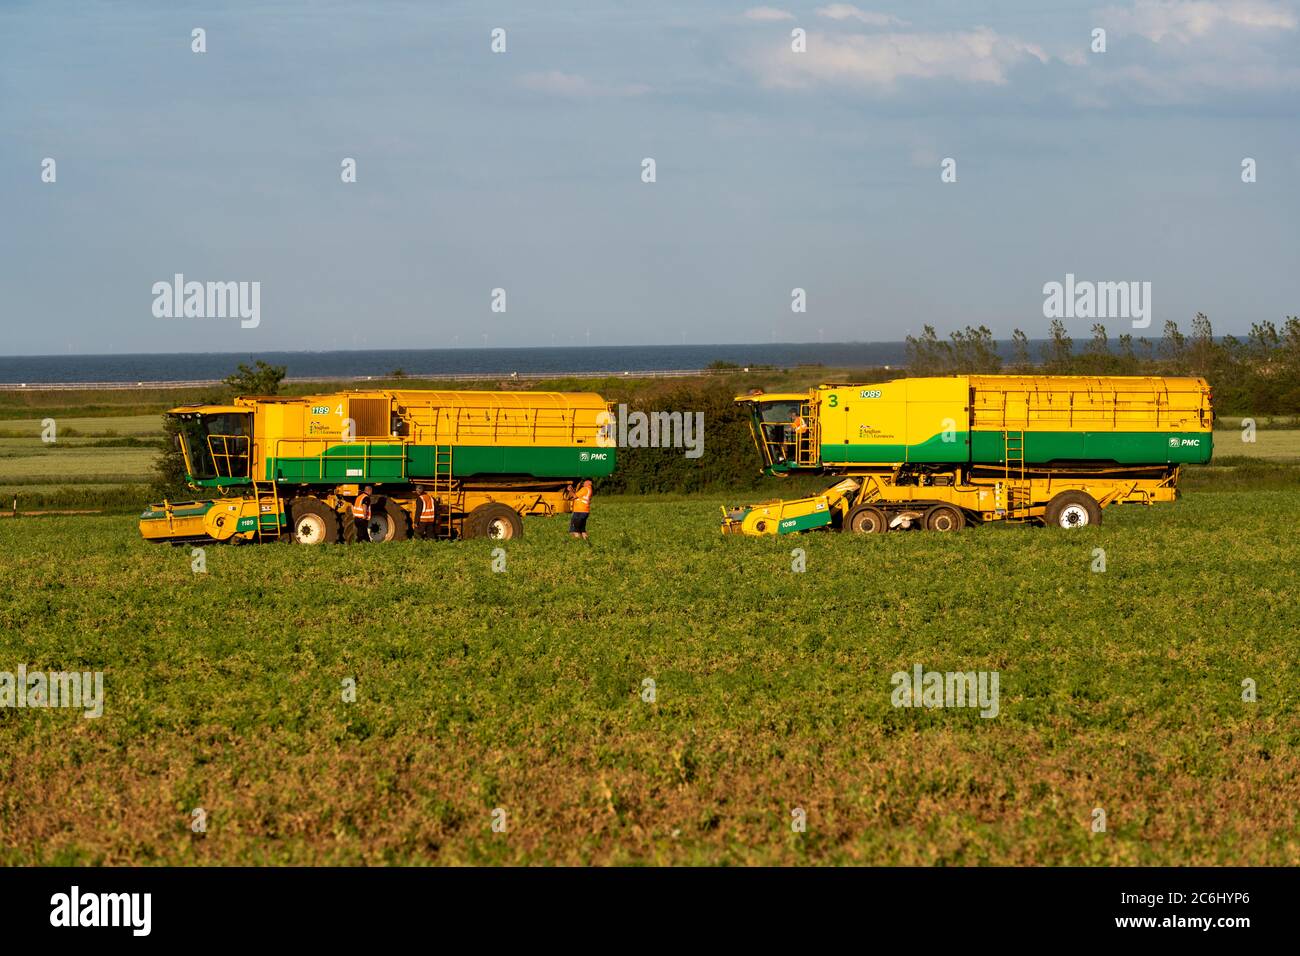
[905,314,1300,415]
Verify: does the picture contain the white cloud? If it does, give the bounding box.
[751,27,1049,91]
[816,4,908,27]
[1086,1,1300,99]
[518,71,651,98]
[1099,0,1297,43]
[743,6,795,20]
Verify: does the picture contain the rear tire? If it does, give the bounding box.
[924,504,965,532]
[845,504,888,534]
[464,502,524,540]
[289,498,341,545]
[1044,490,1102,529]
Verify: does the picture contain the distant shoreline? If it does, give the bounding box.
[0,368,773,391]
[0,342,917,386]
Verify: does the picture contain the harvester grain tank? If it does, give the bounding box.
[721,375,1212,534]
[140,389,615,544]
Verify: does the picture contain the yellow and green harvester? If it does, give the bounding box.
[722,374,1212,535]
[140,389,615,544]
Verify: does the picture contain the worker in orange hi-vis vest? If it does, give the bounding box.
[567,478,594,543]
[416,491,437,538]
[352,485,373,527]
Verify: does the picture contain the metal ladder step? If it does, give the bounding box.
[252,482,283,540]
[1003,430,1029,518]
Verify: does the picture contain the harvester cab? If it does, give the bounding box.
[169,405,254,487]
[734,391,818,476]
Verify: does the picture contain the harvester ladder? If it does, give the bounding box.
[795,400,818,467]
[432,445,461,538]
[1003,430,1029,517]
[252,479,283,541]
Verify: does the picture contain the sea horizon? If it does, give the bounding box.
[0,339,1072,385]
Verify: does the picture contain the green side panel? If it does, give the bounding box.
[777,510,832,534]
[407,445,616,479]
[822,430,1212,467]
[970,430,1212,465]
[267,444,617,483]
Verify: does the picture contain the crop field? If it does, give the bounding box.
[0,415,166,438]
[0,443,158,485]
[1,486,1297,865]
[1212,426,1300,461]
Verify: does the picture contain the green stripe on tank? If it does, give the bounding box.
[821,430,1211,466]
[969,430,1211,465]
[266,443,617,483]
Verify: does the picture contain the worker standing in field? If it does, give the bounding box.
[567,478,593,543]
[352,485,373,529]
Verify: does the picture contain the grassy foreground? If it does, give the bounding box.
[1,490,1298,865]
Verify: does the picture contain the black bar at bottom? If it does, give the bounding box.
[0,866,1286,943]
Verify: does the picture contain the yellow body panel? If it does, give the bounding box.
[816,378,968,451]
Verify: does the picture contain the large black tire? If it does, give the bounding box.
[289,497,341,545]
[359,496,413,543]
[924,504,966,532]
[464,502,524,541]
[1044,490,1102,529]
[844,504,888,534]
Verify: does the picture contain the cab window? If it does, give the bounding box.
[178,413,252,480]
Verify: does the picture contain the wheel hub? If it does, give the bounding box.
[1060,504,1089,527]
[296,515,325,544]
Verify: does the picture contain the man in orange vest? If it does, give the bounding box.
[416,490,438,538]
[352,485,373,527]
[567,478,593,543]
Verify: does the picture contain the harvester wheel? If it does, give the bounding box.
[361,497,413,543]
[290,498,341,545]
[1044,491,1102,529]
[464,503,524,541]
[845,504,888,534]
[924,504,965,532]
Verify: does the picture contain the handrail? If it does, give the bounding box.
[205,433,251,480]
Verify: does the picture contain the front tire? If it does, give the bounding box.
[1044,491,1102,529]
[290,498,341,545]
[845,504,888,534]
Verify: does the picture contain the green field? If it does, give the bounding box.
[0,414,166,438]
[1213,427,1300,461]
[0,415,161,509]
[1,490,1297,865]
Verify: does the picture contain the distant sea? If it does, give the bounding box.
[0,343,931,384]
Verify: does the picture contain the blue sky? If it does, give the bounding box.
[2,0,1298,354]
